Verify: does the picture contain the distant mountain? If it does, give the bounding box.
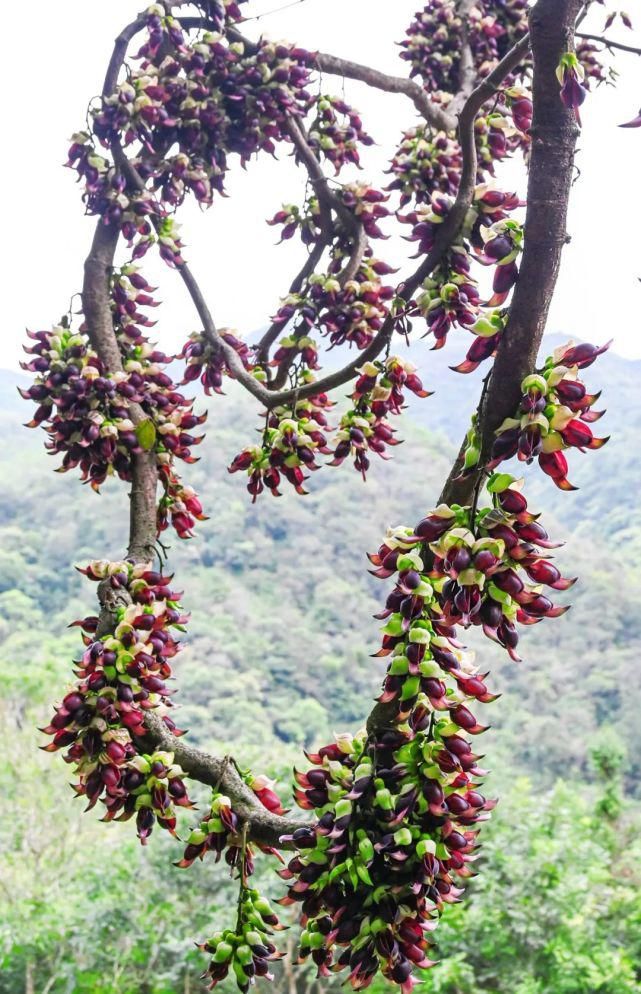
[1,331,639,787]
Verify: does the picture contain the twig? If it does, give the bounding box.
[576,31,641,55]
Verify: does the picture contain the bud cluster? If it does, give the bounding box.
[281,704,493,990]
[88,14,313,210]
[267,198,322,245]
[386,102,532,211]
[178,790,241,868]
[273,253,396,352]
[200,884,282,991]
[279,462,579,990]
[180,330,257,395]
[179,786,284,990]
[41,561,191,840]
[490,339,610,490]
[372,478,572,670]
[387,126,463,205]
[22,271,207,539]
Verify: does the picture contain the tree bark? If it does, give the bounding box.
[440,0,583,506]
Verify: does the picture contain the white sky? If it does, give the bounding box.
[3,0,640,370]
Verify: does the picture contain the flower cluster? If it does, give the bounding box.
[329,357,431,478]
[267,198,322,245]
[91,18,312,182]
[403,185,521,363]
[415,247,481,347]
[178,790,241,869]
[490,339,610,490]
[41,561,191,841]
[305,94,374,173]
[180,330,256,395]
[21,273,207,539]
[387,99,532,212]
[274,254,396,351]
[200,885,282,991]
[387,127,462,205]
[281,694,493,989]
[66,12,319,266]
[180,787,284,991]
[399,0,529,92]
[228,391,332,500]
[338,183,391,241]
[371,480,572,665]
[280,465,579,991]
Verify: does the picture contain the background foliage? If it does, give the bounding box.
[1,336,640,993]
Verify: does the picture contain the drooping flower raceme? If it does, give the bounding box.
[22,270,208,540]
[490,339,609,489]
[41,560,192,842]
[280,472,575,992]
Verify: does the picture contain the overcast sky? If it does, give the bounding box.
[3,0,640,373]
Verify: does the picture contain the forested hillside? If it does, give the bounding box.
[1,337,640,993]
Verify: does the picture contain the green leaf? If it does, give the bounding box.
[135,419,157,451]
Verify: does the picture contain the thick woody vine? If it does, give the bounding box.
[24,1,638,990]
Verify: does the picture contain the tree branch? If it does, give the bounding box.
[308,50,457,133]
[439,0,583,508]
[82,222,158,562]
[143,713,306,847]
[576,31,641,55]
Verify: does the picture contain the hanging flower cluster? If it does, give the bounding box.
[21,293,207,540]
[228,353,432,499]
[402,184,522,365]
[273,253,396,352]
[200,880,283,990]
[490,339,610,490]
[372,481,572,664]
[329,357,431,478]
[387,127,463,205]
[228,390,333,500]
[267,198,323,245]
[305,94,374,173]
[338,183,392,241]
[180,329,257,395]
[399,0,530,92]
[89,12,313,199]
[178,790,242,869]
[178,787,284,990]
[279,464,580,991]
[386,93,532,212]
[41,561,191,841]
[280,602,493,985]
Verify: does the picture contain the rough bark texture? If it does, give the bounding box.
[82,223,158,563]
[440,0,583,506]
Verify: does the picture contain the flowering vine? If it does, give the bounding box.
[26,0,634,992]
